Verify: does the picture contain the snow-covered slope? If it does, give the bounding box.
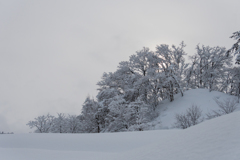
[1,89,239,160]
[155,88,240,129]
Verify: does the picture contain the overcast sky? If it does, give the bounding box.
[0,0,240,133]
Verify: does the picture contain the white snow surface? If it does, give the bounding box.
[155,88,240,129]
[1,89,240,160]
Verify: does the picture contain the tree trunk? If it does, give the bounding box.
[169,81,174,102]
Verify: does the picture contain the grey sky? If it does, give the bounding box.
[0,0,239,133]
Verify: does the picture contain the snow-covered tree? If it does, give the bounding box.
[227,30,240,64]
[51,113,68,133]
[185,45,232,92]
[66,115,81,133]
[225,31,240,99]
[155,42,186,101]
[26,114,54,133]
[127,97,151,131]
[105,95,130,132]
[80,96,100,133]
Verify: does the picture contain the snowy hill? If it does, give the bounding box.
[1,89,240,160]
[155,88,240,129]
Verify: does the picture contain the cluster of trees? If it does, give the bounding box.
[27,113,81,133]
[27,30,240,133]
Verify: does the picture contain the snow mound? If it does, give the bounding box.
[155,88,240,129]
[1,109,240,160]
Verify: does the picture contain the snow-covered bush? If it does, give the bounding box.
[174,105,203,129]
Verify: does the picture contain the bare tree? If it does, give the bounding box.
[174,114,191,129]
[26,114,54,133]
[206,98,237,119]
[186,104,203,125]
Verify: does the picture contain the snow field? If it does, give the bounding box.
[1,110,240,160]
[1,89,240,160]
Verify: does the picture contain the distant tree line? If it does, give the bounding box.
[0,131,14,134]
[27,30,240,133]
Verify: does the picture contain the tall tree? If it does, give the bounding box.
[227,31,240,64]
[155,42,187,101]
[80,96,100,133]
